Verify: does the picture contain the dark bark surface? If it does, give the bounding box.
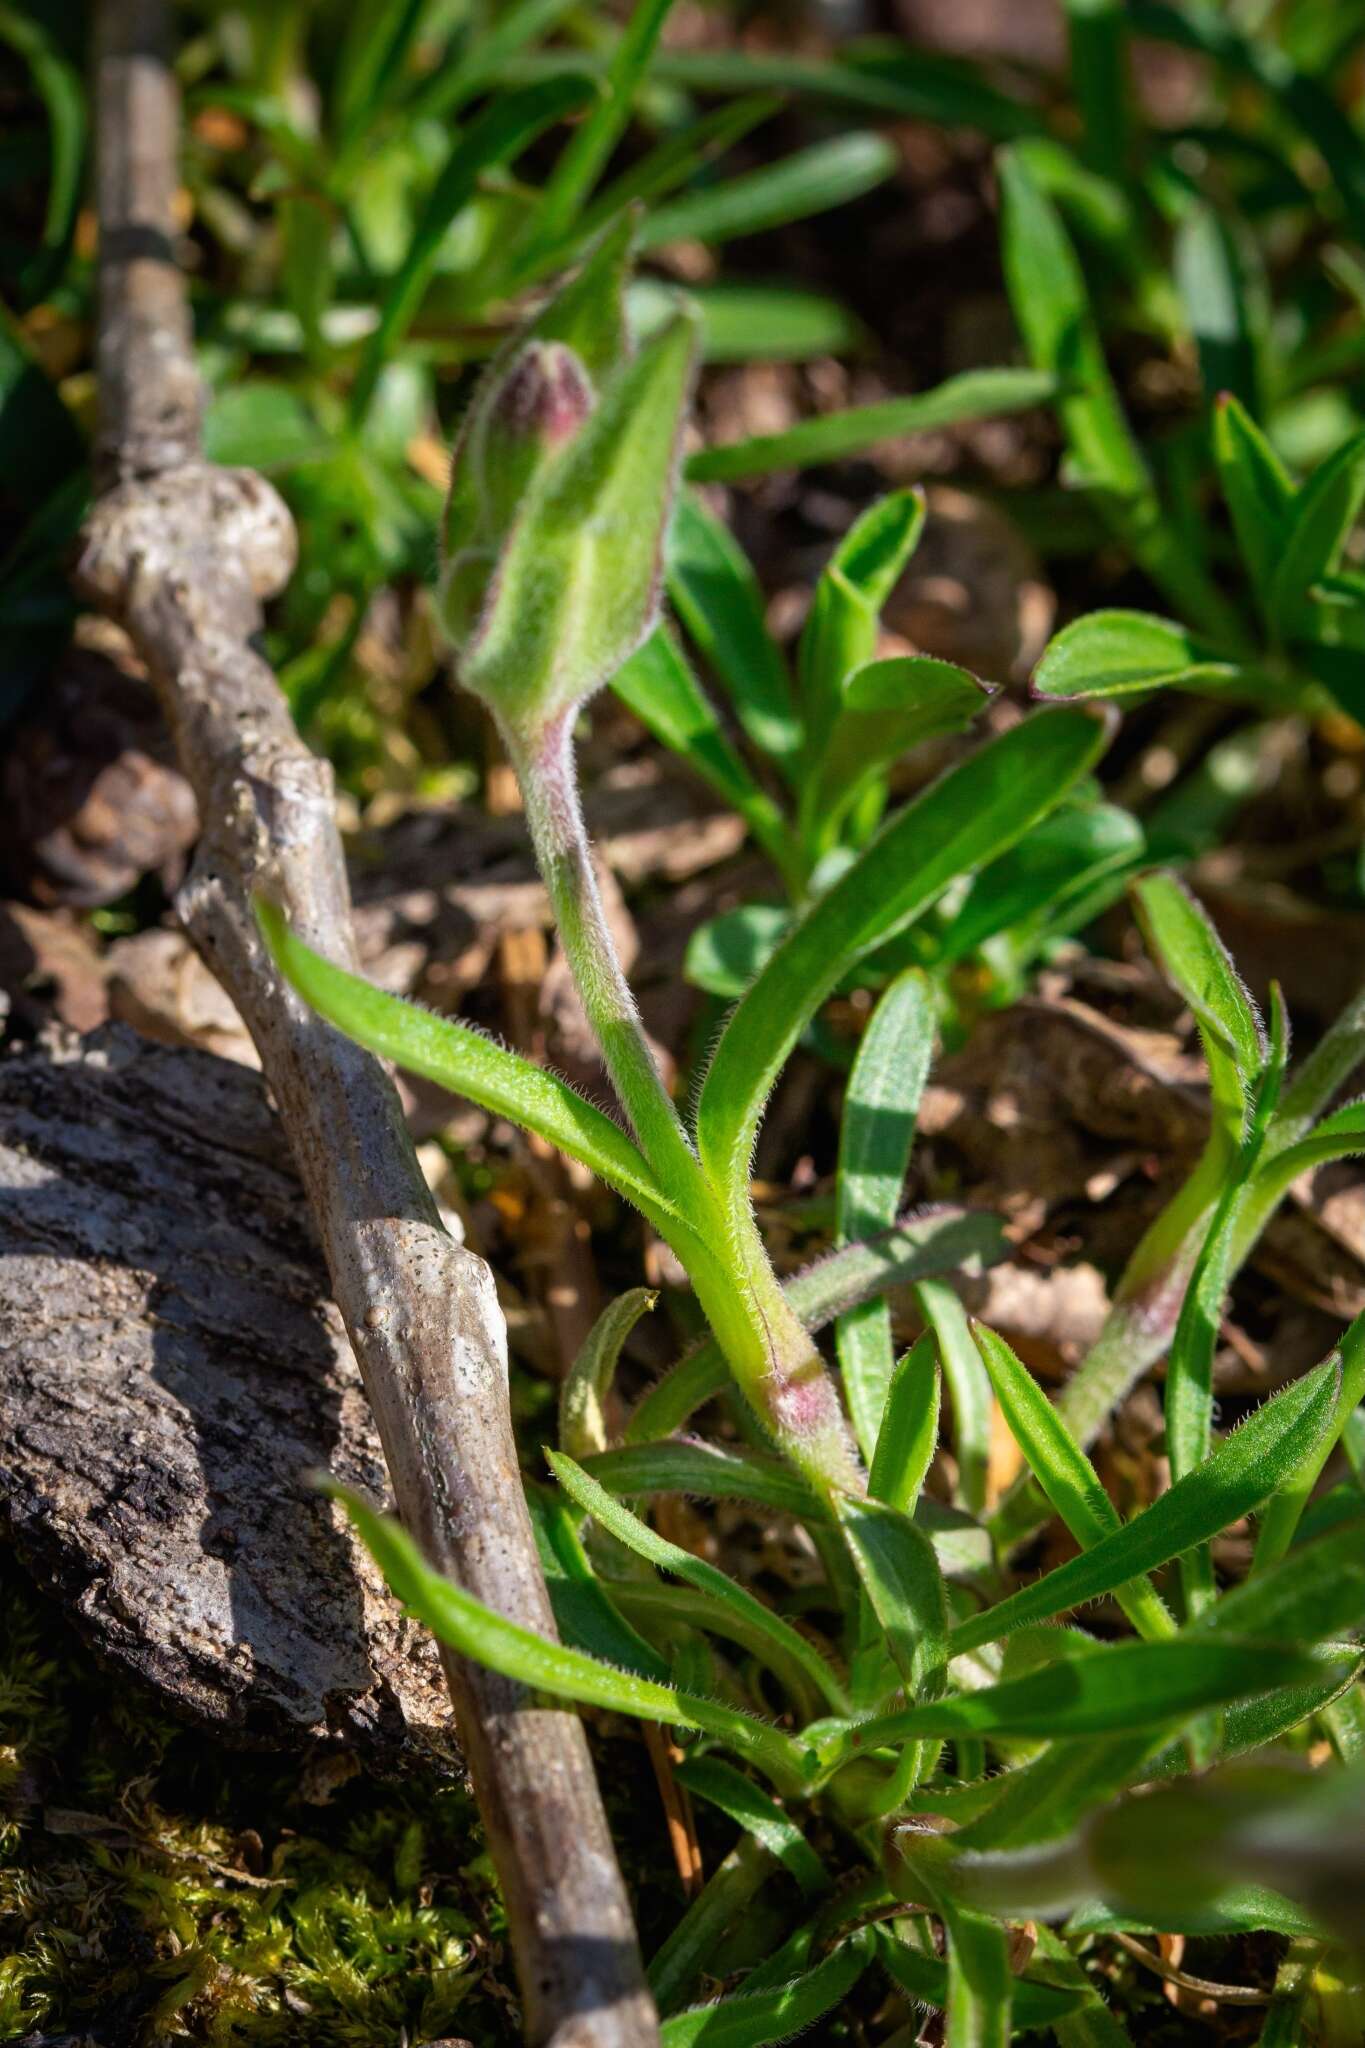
[0,1024,456,1768]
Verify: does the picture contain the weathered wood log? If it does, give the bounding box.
[0,1024,457,1763]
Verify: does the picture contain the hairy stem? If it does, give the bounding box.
[506,707,861,1493]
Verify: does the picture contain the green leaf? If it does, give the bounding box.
[255,899,700,1255]
[202,382,328,473]
[834,1491,947,1696]
[868,1332,941,1517]
[945,1906,1013,2048]
[841,1637,1342,1749]
[659,1933,872,2047]
[684,369,1055,485]
[349,76,593,422]
[1032,610,1240,700]
[1254,1314,1365,1570]
[836,969,937,1458]
[668,494,803,779]
[559,1288,656,1459]
[997,147,1148,507]
[936,797,1143,964]
[527,0,682,260]
[973,1324,1174,1642]
[696,709,1111,1211]
[808,657,989,851]
[1132,871,1266,1138]
[529,1485,671,1679]
[1269,429,1365,639]
[1064,0,1131,184]
[585,1440,822,1521]
[642,133,897,249]
[916,1279,993,1520]
[548,1451,849,1714]
[1254,1097,1365,1210]
[684,905,791,1001]
[674,1758,829,1898]
[329,1482,813,1788]
[611,629,798,882]
[658,282,864,365]
[625,1206,1008,1443]
[799,491,926,767]
[410,0,582,120]
[1174,203,1259,412]
[1212,393,1297,603]
[948,1355,1340,1653]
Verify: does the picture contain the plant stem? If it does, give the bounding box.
[509,709,703,1202]
[507,706,862,1493]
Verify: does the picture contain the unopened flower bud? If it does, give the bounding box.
[436,219,699,740]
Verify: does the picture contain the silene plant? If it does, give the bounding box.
[262,218,1365,2043]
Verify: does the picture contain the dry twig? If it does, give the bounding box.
[74,4,656,2040]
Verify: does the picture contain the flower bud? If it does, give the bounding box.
[436,215,698,740]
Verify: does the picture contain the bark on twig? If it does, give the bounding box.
[75,5,657,2040]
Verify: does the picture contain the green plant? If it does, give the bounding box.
[259,229,1365,2041]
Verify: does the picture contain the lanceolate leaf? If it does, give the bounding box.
[674,1758,829,1897]
[836,969,936,1457]
[667,493,804,777]
[1269,428,1365,639]
[256,899,700,1255]
[684,369,1056,484]
[696,708,1111,1210]
[838,1637,1342,1749]
[559,1288,656,1459]
[548,1450,849,1712]
[949,1356,1340,1652]
[973,1325,1174,1641]
[1213,393,1296,604]
[1132,871,1266,1138]
[328,1482,814,1788]
[659,1933,872,2047]
[833,1490,948,1696]
[868,1331,941,1517]
[1032,611,1240,700]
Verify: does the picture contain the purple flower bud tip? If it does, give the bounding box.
[493,341,595,452]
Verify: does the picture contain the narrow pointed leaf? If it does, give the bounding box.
[1132,871,1266,1135]
[659,1933,872,2047]
[949,1356,1340,1652]
[549,1450,848,1712]
[918,1279,992,1518]
[869,1332,941,1516]
[560,1288,656,1460]
[842,1637,1343,1748]
[685,368,1056,485]
[256,900,694,1250]
[1270,429,1365,639]
[836,968,936,1458]
[642,132,897,249]
[329,1483,813,1786]
[834,1491,947,1695]
[697,708,1111,1208]
[674,1757,829,1897]
[1213,393,1296,603]
[667,493,803,776]
[973,1324,1174,1641]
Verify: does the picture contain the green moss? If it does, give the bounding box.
[0,1549,520,2045]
